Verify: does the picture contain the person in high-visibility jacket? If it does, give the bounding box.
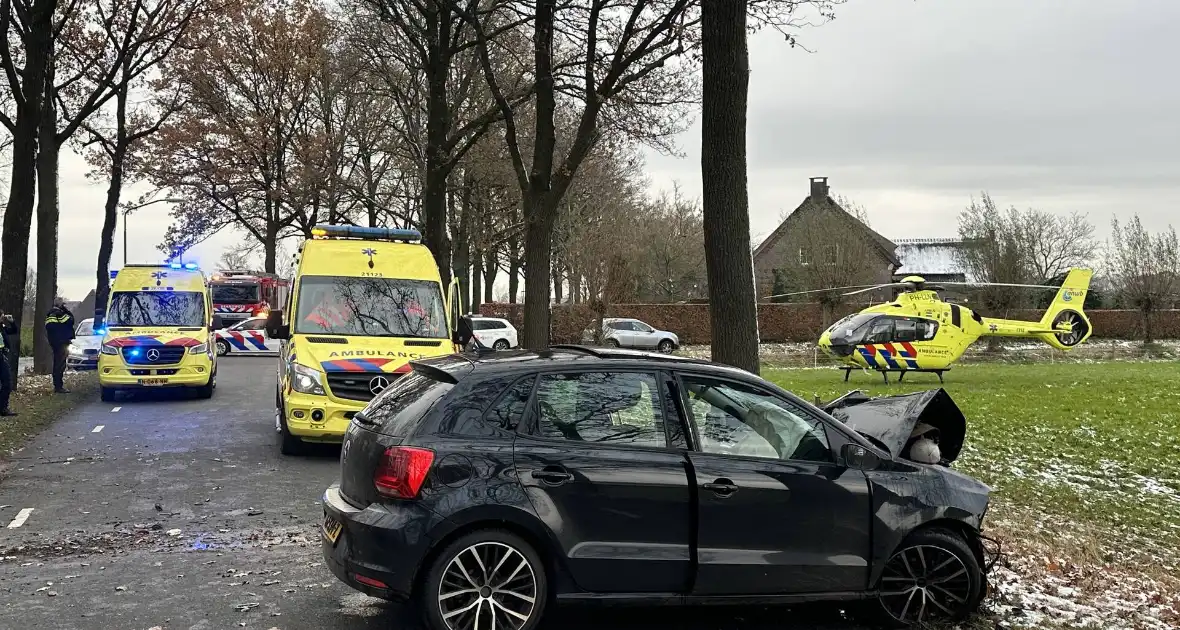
[44,297,75,394]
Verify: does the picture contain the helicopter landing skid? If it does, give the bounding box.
[843,367,947,384]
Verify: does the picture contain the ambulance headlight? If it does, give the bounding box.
[100,343,119,356]
[290,363,325,396]
[189,343,209,355]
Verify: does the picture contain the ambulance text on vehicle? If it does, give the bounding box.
[98,263,221,402]
[209,270,290,327]
[266,225,461,455]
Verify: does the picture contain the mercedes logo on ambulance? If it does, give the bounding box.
[368,376,390,395]
[146,349,161,362]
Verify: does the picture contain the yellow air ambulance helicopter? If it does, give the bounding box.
[776,268,1094,382]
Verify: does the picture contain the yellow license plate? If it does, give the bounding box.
[139,378,168,386]
[322,514,343,544]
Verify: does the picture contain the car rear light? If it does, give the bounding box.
[353,574,388,589]
[373,447,434,499]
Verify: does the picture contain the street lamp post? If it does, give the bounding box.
[121,197,185,266]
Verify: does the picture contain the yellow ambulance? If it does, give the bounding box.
[267,226,460,455]
[98,263,221,402]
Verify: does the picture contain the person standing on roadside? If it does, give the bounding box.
[0,311,17,416]
[45,297,75,394]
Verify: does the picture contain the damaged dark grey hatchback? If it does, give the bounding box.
[323,348,994,630]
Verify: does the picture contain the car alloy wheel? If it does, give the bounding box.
[658,339,674,354]
[878,543,974,624]
[436,541,538,630]
[216,340,230,356]
[493,340,510,351]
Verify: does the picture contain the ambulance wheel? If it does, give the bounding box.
[278,410,307,456]
[101,387,117,403]
[195,369,216,399]
[216,340,231,356]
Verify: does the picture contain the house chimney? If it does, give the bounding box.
[810,176,829,200]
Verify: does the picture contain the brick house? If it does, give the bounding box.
[753,177,900,300]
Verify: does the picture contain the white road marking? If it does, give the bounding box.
[7,508,33,529]
[111,407,121,413]
[92,425,105,433]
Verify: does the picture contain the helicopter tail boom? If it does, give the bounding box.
[978,268,1094,350]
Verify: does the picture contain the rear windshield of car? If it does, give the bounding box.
[359,370,454,436]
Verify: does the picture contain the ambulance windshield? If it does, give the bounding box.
[107,291,207,327]
[294,276,447,339]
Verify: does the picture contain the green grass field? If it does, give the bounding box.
[768,362,1180,555]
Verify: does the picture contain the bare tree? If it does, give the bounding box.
[1015,209,1097,284]
[217,241,259,271]
[0,0,58,384]
[77,0,205,328]
[1107,215,1180,345]
[344,0,528,290]
[955,193,1030,315]
[146,0,333,271]
[454,0,699,348]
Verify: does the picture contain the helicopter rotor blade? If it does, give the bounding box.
[938,281,1063,290]
[764,284,888,299]
[842,284,907,296]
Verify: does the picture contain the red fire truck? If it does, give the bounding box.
[209,270,291,327]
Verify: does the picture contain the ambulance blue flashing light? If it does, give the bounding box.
[169,262,182,269]
[311,225,422,242]
[109,270,119,279]
[168,261,199,270]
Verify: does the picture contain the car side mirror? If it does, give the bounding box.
[267,310,289,340]
[842,443,882,470]
[211,315,224,331]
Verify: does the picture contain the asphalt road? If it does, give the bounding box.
[0,358,860,630]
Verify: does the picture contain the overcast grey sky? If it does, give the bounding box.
[32,0,1180,300]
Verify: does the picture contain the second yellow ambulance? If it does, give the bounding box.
[98,263,221,401]
[267,226,460,455]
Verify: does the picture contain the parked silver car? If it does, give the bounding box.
[583,317,680,353]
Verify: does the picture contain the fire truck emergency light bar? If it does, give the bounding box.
[310,225,422,242]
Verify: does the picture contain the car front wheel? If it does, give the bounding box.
[657,339,675,353]
[874,528,983,627]
[216,339,230,356]
[421,530,548,630]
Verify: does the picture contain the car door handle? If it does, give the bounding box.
[702,479,738,497]
[531,467,573,484]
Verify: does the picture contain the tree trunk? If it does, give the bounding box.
[507,234,520,304]
[471,248,483,313]
[452,183,471,313]
[700,0,759,372]
[421,3,454,290]
[94,89,130,328]
[0,0,56,385]
[552,260,563,304]
[34,59,60,376]
[520,195,556,349]
[263,223,278,273]
[484,249,498,302]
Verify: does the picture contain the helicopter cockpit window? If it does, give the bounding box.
[863,319,894,344]
[831,313,878,340]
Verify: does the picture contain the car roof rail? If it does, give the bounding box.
[548,344,607,357]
